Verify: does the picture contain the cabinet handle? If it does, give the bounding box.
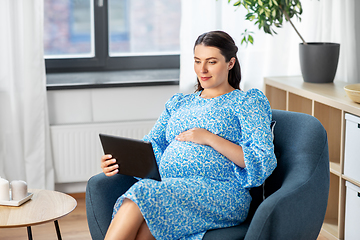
[358,192,360,197]
[358,123,360,128]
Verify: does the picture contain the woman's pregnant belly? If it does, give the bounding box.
[159,140,237,180]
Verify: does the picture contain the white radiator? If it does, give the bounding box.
[50,120,155,183]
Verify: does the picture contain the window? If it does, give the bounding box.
[44,0,181,73]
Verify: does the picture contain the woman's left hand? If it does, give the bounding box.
[175,128,212,145]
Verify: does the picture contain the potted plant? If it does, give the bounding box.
[228,0,340,83]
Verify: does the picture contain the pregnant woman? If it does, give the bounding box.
[101,30,277,240]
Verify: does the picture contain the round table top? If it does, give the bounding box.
[0,189,77,228]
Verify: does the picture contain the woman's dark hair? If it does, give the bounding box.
[194,31,241,92]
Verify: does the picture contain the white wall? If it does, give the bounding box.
[47,85,180,125]
[355,0,360,81]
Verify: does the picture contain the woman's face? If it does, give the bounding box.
[194,44,235,93]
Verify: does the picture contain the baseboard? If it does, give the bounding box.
[55,182,87,194]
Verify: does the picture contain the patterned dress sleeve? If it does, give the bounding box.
[234,89,277,188]
[142,93,184,166]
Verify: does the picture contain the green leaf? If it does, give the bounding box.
[258,0,263,6]
[248,35,254,44]
[233,1,242,6]
[264,24,271,34]
[272,9,276,18]
[241,36,247,45]
[246,14,256,21]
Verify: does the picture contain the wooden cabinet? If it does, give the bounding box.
[264,76,360,240]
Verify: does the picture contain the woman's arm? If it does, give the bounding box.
[175,128,245,168]
[235,89,277,188]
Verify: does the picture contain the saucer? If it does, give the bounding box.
[0,192,33,207]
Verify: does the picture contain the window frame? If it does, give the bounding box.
[45,0,180,74]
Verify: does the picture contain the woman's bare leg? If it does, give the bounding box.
[104,198,145,240]
[135,221,156,240]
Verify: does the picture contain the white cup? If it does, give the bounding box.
[10,180,28,201]
[0,178,10,201]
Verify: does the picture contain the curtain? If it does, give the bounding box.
[0,0,54,190]
[180,0,360,93]
[312,0,359,84]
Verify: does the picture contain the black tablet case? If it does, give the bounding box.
[99,134,161,181]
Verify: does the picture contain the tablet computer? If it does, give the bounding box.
[99,133,161,181]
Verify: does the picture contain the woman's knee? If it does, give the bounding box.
[119,198,143,217]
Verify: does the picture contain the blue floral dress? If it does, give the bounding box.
[113,88,277,240]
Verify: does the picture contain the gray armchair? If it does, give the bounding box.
[86,109,330,240]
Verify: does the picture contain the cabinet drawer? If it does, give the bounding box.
[344,113,360,183]
[345,181,360,239]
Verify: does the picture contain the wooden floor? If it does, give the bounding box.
[0,193,329,240]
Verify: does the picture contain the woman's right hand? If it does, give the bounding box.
[101,154,119,177]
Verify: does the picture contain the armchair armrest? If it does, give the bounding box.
[86,173,138,240]
[245,151,329,240]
